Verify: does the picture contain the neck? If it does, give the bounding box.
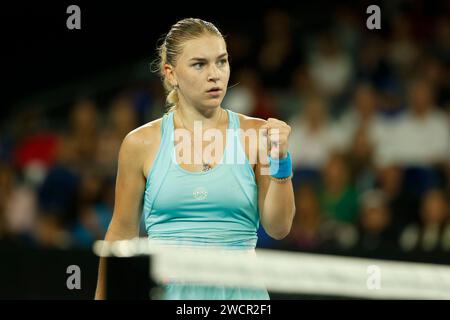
[175,102,223,130]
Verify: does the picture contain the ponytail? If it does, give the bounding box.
[166,89,179,112]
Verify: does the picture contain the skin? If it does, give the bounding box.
[95,33,295,299]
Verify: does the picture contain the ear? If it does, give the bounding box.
[163,63,178,87]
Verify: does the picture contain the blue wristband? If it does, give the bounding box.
[269,151,292,179]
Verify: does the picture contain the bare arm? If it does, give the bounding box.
[94,132,148,299]
[255,163,295,239]
[255,120,295,240]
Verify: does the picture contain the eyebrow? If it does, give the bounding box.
[189,53,228,62]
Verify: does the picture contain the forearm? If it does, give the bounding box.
[95,257,108,300]
[94,222,140,300]
[261,179,295,240]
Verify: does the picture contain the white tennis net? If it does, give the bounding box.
[93,238,450,299]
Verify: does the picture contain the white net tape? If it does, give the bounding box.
[93,238,450,299]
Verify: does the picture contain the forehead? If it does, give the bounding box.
[179,35,227,60]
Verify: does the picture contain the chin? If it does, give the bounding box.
[203,99,223,109]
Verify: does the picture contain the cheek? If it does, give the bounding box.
[222,67,230,82]
[221,69,230,94]
[191,79,205,96]
[180,73,202,91]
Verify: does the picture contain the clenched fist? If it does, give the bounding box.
[260,118,291,160]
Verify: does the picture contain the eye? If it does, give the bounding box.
[217,59,228,67]
[192,62,204,70]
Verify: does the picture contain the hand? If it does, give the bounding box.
[261,118,291,159]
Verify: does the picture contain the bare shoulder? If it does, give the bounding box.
[236,112,267,131]
[122,118,162,152]
[119,118,163,177]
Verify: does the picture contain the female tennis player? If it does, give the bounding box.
[95,18,295,300]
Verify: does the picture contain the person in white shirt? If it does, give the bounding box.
[288,96,340,171]
[374,79,449,167]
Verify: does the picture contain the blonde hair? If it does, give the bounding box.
[151,18,224,113]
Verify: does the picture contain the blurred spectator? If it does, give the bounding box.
[355,189,398,252]
[129,83,158,124]
[336,83,381,191]
[258,9,300,89]
[274,65,317,121]
[288,96,341,183]
[35,98,101,232]
[285,184,323,251]
[11,109,59,187]
[333,5,361,58]
[318,153,360,251]
[417,55,450,110]
[308,31,354,114]
[3,184,38,243]
[335,83,382,150]
[399,189,450,252]
[356,34,394,91]
[376,165,417,227]
[0,162,15,239]
[95,128,120,178]
[72,165,114,247]
[13,133,58,176]
[31,213,71,249]
[387,15,420,79]
[109,94,139,139]
[319,153,359,224]
[347,126,376,193]
[374,79,450,167]
[71,204,111,248]
[37,134,81,229]
[66,98,100,167]
[77,168,104,206]
[96,94,138,177]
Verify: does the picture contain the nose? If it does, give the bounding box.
[207,65,220,82]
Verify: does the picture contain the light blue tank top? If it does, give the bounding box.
[143,108,259,248]
[142,108,269,299]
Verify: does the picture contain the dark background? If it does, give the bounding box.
[2,1,280,108]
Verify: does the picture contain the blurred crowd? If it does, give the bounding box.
[1,2,449,259]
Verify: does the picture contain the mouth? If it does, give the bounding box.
[206,87,222,94]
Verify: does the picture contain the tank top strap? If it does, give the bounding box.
[223,109,254,171]
[224,109,258,212]
[161,111,175,146]
[226,108,240,130]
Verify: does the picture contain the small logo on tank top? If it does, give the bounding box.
[193,187,208,200]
